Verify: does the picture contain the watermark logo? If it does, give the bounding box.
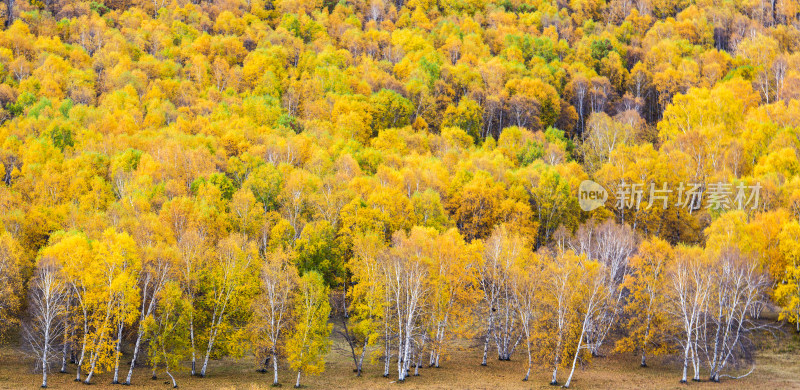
[576,180,761,213]
[579,180,608,211]
[613,181,761,213]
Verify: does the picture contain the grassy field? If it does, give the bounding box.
[1,325,799,390]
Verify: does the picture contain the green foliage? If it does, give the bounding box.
[590,39,614,62]
[518,141,544,167]
[89,1,109,15]
[295,220,344,287]
[47,125,73,151]
[442,97,483,142]
[544,127,574,155]
[369,89,413,131]
[723,65,757,81]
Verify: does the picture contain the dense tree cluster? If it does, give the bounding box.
[0,0,800,387]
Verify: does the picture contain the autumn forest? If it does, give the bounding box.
[0,0,800,388]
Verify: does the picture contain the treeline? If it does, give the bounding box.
[14,217,778,388]
[0,0,799,387]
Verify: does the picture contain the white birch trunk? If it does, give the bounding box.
[564,310,590,388]
[112,319,123,384]
[272,351,279,385]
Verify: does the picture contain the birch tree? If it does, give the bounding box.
[24,258,69,388]
[124,245,175,385]
[563,256,606,388]
[144,282,190,389]
[83,229,141,385]
[477,225,524,365]
[387,227,433,381]
[616,237,674,367]
[425,228,478,368]
[346,231,387,376]
[570,219,636,356]
[511,252,542,381]
[287,271,331,388]
[541,248,588,386]
[251,247,298,385]
[667,245,710,383]
[199,233,258,377]
[489,226,525,361]
[177,228,205,376]
[701,247,769,382]
[41,232,95,383]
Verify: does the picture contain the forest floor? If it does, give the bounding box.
[1,320,799,390]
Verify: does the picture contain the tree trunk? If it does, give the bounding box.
[481,313,492,366]
[691,333,700,381]
[60,334,69,374]
[272,351,279,385]
[125,329,145,384]
[523,341,531,381]
[85,334,107,384]
[342,317,360,373]
[342,283,348,318]
[4,0,13,28]
[75,335,87,382]
[641,317,651,367]
[680,343,690,383]
[85,306,113,384]
[564,314,589,388]
[414,350,422,376]
[200,324,220,377]
[399,330,413,381]
[41,332,49,388]
[357,344,367,376]
[397,335,405,381]
[771,0,777,24]
[397,316,405,381]
[112,322,123,384]
[189,316,196,376]
[160,344,177,388]
[200,346,212,377]
[84,359,98,384]
[166,369,177,388]
[294,371,301,388]
[383,335,391,377]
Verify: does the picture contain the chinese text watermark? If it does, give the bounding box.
[578,180,761,213]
